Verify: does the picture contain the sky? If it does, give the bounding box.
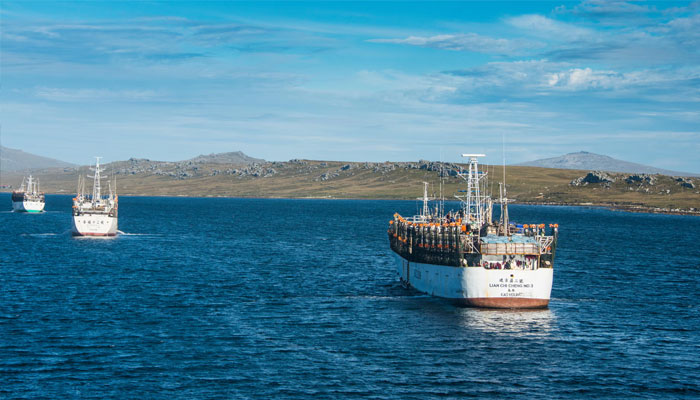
[1,1,699,171]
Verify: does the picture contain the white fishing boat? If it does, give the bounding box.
[72,157,118,237]
[11,175,45,213]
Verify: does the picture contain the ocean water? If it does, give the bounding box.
[1,194,699,399]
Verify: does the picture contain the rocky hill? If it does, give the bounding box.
[2,157,698,215]
[186,151,264,165]
[516,151,697,176]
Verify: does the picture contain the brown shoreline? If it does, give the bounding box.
[5,191,697,217]
[515,200,700,216]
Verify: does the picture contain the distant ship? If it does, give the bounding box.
[388,154,559,308]
[11,175,45,213]
[72,158,118,237]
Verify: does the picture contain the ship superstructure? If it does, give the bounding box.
[72,157,118,237]
[11,175,45,213]
[388,154,558,308]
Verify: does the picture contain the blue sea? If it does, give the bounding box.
[1,195,699,399]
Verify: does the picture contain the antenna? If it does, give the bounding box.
[501,134,510,234]
[439,148,444,218]
[422,181,430,218]
[502,134,506,193]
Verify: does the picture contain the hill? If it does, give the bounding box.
[516,151,698,177]
[0,146,75,172]
[186,151,264,164]
[2,158,698,215]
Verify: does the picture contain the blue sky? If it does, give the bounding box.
[1,1,699,171]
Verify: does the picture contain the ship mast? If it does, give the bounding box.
[88,157,106,203]
[27,175,35,195]
[499,182,510,235]
[459,153,488,230]
[422,181,430,219]
[500,138,510,235]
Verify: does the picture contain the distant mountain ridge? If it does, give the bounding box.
[186,151,264,164]
[516,151,698,177]
[0,147,265,173]
[0,146,76,172]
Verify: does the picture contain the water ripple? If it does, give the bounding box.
[1,196,699,399]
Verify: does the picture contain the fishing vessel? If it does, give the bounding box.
[388,154,558,308]
[11,175,45,213]
[72,157,118,237]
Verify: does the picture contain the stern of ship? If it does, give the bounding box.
[72,213,118,237]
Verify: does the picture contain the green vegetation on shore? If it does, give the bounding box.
[2,159,698,214]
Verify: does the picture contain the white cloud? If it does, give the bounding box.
[33,87,159,102]
[557,0,655,20]
[546,67,615,89]
[544,66,700,93]
[368,33,539,54]
[507,14,596,41]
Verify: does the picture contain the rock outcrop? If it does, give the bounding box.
[676,177,696,189]
[570,171,616,186]
[625,174,657,186]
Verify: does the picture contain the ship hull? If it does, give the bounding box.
[12,200,45,213]
[394,253,553,309]
[71,214,118,237]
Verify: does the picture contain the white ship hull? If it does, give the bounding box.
[12,200,45,213]
[71,213,118,237]
[395,254,553,308]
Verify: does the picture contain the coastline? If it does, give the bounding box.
[3,161,697,217]
[516,200,700,216]
[10,191,697,217]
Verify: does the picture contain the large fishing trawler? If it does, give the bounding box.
[388,154,558,308]
[11,175,45,213]
[72,157,118,237]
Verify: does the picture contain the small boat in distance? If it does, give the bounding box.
[12,175,45,213]
[388,153,559,308]
[72,157,118,237]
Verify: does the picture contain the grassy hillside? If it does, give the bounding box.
[2,159,698,214]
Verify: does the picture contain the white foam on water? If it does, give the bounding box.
[116,230,160,236]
